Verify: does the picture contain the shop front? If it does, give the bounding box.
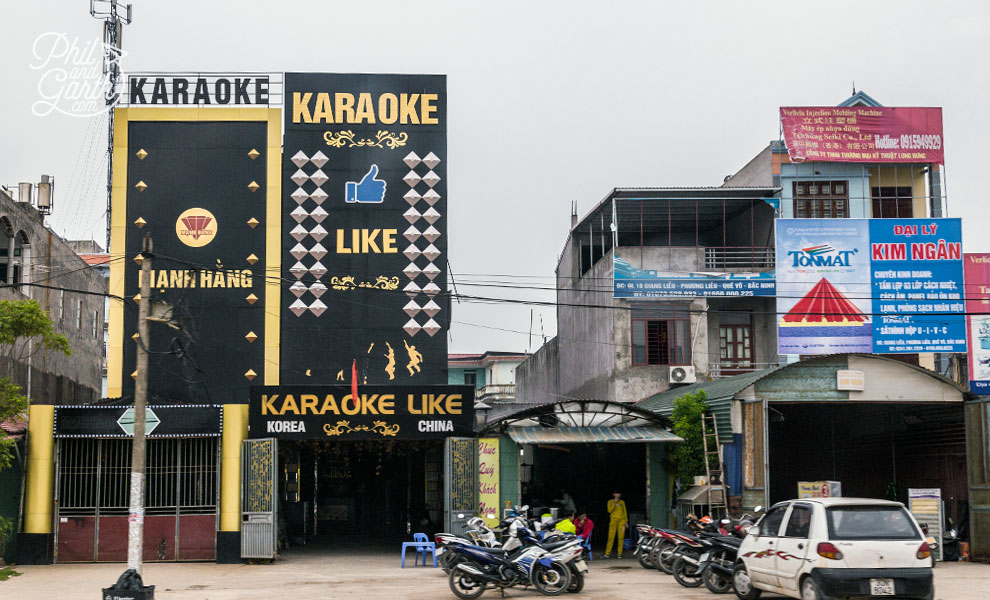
[640,355,973,531]
[479,400,682,539]
[244,384,474,556]
[45,404,222,563]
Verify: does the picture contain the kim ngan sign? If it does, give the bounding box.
[776,218,965,355]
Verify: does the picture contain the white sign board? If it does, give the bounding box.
[836,370,866,391]
[909,488,942,562]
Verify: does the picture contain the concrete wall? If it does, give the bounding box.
[516,337,560,404]
[556,238,616,401]
[723,145,773,188]
[0,194,104,405]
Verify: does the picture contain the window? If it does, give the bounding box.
[718,312,752,374]
[93,310,100,339]
[826,506,921,541]
[784,504,813,538]
[758,505,788,537]
[871,186,914,218]
[463,371,477,387]
[77,299,83,329]
[59,290,65,321]
[793,181,848,218]
[631,304,691,366]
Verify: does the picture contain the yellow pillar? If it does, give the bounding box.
[23,404,55,534]
[220,404,249,532]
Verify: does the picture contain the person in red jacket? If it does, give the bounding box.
[574,512,594,542]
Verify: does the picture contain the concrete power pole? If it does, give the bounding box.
[127,233,152,574]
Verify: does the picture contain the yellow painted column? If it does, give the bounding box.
[220,404,249,532]
[23,404,55,533]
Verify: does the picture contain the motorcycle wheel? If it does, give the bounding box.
[655,543,677,574]
[637,543,654,568]
[530,560,571,596]
[672,555,704,588]
[566,568,585,594]
[703,565,732,594]
[449,566,487,600]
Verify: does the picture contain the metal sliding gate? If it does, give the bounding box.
[241,438,277,559]
[444,437,477,536]
[55,437,220,562]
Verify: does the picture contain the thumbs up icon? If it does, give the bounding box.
[345,164,387,204]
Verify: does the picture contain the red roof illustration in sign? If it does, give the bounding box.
[181,215,213,239]
[781,277,868,324]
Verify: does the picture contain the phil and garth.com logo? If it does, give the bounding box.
[30,32,123,118]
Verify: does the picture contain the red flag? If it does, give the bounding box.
[350,359,359,410]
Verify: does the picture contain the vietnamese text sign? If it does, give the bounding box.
[780,106,943,164]
[613,256,775,298]
[776,219,964,355]
[478,438,500,526]
[248,385,473,440]
[964,254,990,394]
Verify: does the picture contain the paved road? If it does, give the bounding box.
[4,551,989,599]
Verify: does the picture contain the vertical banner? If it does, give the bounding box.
[965,253,990,394]
[868,219,965,353]
[776,218,965,355]
[908,488,943,562]
[281,73,448,385]
[478,438,500,526]
[776,219,872,354]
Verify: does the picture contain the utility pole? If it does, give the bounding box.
[90,0,133,250]
[128,233,152,574]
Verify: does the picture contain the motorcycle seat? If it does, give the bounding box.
[541,540,578,551]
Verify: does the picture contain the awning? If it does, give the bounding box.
[506,425,683,444]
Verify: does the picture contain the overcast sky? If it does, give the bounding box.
[2,1,989,353]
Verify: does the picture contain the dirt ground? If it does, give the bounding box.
[3,551,989,599]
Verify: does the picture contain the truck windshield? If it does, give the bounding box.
[826,506,921,540]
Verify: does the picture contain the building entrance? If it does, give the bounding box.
[279,440,444,550]
[768,403,967,526]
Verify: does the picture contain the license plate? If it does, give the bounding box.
[699,552,710,562]
[870,578,895,596]
[575,560,587,573]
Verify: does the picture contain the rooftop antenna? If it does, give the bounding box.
[852,81,856,95]
[90,0,133,250]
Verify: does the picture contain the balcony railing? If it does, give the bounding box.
[476,384,516,402]
[704,247,774,271]
[709,362,780,379]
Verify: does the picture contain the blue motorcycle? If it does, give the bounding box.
[447,520,572,599]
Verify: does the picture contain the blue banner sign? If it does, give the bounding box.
[613,256,775,298]
[775,218,965,355]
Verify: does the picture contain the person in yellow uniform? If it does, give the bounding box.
[603,490,628,558]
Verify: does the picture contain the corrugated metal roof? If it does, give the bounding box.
[506,425,682,444]
[637,367,784,441]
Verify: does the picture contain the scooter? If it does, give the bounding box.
[447,519,572,599]
[697,532,743,593]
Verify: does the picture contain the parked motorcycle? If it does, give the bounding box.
[697,533,743,593]
[446,519,573,599]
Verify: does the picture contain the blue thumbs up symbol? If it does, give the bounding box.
[345,164,387,204]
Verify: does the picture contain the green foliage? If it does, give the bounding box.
[669,390,710,486]
[0,299,70,559]
[0,299,71,357]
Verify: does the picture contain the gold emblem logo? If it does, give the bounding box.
[176,208,217,247]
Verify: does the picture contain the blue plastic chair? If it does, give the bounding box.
[581,534,593,561]
[401,532,437,568]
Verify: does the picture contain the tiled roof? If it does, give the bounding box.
[79,254,112,266]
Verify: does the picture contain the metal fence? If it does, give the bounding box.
[57,437,219,517]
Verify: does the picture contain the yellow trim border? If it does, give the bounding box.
[107,107,281,397]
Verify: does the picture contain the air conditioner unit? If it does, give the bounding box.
[668,365,696,384]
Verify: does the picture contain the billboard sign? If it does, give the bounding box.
[776,218,964,355]
[613,256,775,298]
[964,253,990,394]
[281,73,448,385]
[780,106,943,164]
[248,385,473,440]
